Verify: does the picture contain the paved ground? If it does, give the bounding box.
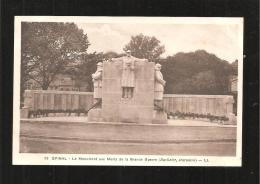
[20,116,237,156]
[21,136,236,156]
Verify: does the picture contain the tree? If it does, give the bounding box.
[161,50,233,94]
[21,22,90,91]
[65,52,104,92]
[174,71,218,94]
[123,33,165,61]
[103,51,124,59]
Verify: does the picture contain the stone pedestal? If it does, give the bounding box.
[89,58,167,124]
[152,110,168,124]
[88,108,103,122]
[101,60,155,124]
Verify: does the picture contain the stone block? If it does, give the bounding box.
[118,104,154,124]
[23,90,33,108]
[71,94,79,110]
[119,105,139,123]
[20,107,31,118]
[120,98,136,106]
[102,79,121,93]
[102,104,120,122]
[88,108,103,122]
[65,94,71,110]
[79,95,87,110]
[152,110,168,124]
[136,62,154,80]
[134,92,154,106]
[102,92,121,104]
[138,107,154,124]
[50,93,55,109]
[92,58,157,124]
[138,118,153,124]
[42,94,48,110]
[103,61,123,79]
[135,79,154,92]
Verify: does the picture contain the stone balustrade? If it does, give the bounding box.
[22,90,234,117]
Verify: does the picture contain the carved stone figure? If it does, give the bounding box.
[92,62,103,100]
[154,63,166,101]
[121,50,135,98]
[111,50,147,99]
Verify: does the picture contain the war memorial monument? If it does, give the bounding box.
[88,50,167,124]
[18,51,236,157]
[12,16,242,166]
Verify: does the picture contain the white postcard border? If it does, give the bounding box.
[12,16,243,166]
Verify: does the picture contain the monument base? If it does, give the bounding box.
[89,108,167,124]
[152,110,168,124]
[88,108,103,122]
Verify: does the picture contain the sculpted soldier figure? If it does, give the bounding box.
[121,50,135,98]
[154,63,166,102]
[92,62,103,102]
[111,50,147,99]
[122,50,148,98]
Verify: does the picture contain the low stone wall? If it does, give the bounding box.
[22,90,234,117]
[163,94,234,116]
[23,90,94,111]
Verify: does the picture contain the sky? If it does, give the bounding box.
[77,22,242,63]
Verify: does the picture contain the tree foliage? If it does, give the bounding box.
[21,22,90,90]
[123,33,165,61]
[173,70,218,94]
[64,52,104,91]
[103,51,124,59]
[21,22,235,98]
[161,50,233,95]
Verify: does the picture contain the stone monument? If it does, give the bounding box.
[88,51,167,124]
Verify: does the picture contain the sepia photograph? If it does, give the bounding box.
[13,16,243,166]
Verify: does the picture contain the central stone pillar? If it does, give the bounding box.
[101,60,154,124]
